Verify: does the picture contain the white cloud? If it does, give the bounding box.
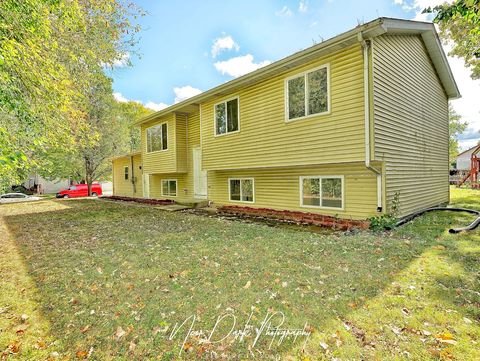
[299,0,308,13]
[145,101,169,111]
[112,52,131,68]
[211,35,240,58]
[214,54,271,78]
[173,85,202,103]
[275,6,293,17]
[113,92,129,102]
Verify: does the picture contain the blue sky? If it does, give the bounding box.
[111,0,480,150]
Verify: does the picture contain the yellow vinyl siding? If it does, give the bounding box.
[112,154,143,197]
[208,162,380,220]
[200,44,366,170]
[372,35,449,216]
[141,113,177,174]
[175,113,188,172]
[148,111,201,201]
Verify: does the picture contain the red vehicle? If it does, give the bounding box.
[56,184,102,198]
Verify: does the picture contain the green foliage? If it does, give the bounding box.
[449,104,468,164]
[0,127,30,192]
[369,192,400,231]
[0,0,145,189]
[424,0,480,79]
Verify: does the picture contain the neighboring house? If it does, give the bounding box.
[456,145,480,171]
[23,174,70,194]
[112,18,459,221]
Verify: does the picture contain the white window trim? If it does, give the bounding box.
[228,177,255,203]
[214,96,240,137]
[145,122,168,154]
[299,175,344,211]
[161,179,178,197]
[124,166,129,180]
[284,63,331,122]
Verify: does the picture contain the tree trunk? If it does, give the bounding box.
[85,157,93,196]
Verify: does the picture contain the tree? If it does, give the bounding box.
[448,105,468,164]
[115,101,154,152]
[38,81,153,195]
[0,0,144,192]
[424,0,480,79]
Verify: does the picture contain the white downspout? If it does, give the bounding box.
[362,37,383,212]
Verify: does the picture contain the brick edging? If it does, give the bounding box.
[218,205,370,230]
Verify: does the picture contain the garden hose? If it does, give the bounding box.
[395,207,480,233]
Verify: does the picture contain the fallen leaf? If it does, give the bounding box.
[20,314,29,322]
[80,325,90,333]
[435,333,457,345]
[402,307,410,316]
[115,326,126,340]
[243,281,251,289]
[463,317,472,324]
[96,267,103,274]
[76,350,88,359]
[35,340,47,350]
[319,342,329,350]
[129,341,136,351]
[8,341,20,353]
[282,281,288,288]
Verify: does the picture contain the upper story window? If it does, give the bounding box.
[215,97,239,136]
[124,166,129,180]
[286,64,330,121]
[146,122,168,153]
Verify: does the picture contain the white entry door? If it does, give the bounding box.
[143,173,150,199]
[193,147,207,199]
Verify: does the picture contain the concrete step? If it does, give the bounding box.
[176,199,209,209]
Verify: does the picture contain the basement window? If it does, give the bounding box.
[229,178,254,203]
[215,97,239,135]
[161,179,177,197]
[286,64,330,121]
[146,122,168,152]
[300,176,343,209]
[124,166,129,180]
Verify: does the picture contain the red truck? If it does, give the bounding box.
[56,184,102,198]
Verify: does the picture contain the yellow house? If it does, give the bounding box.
[112,18,459,223]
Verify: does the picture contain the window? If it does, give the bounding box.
[286,64,329,121]
[215,97,239,135]
[69,185,77,191]
[146,123,168,153]
[300,176,343,209]
[161,179,177,197]
[229,178,254,203]
[124,166,129,180]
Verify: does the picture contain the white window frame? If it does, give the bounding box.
[161,179,178,197]
[145,122,168,153]
[285,63,331,122]
[228,177,255,203]
[299,175,344,210]
[124,166,129,181]
[214,96,240,137]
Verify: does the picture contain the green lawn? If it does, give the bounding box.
[0,188,479,360]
